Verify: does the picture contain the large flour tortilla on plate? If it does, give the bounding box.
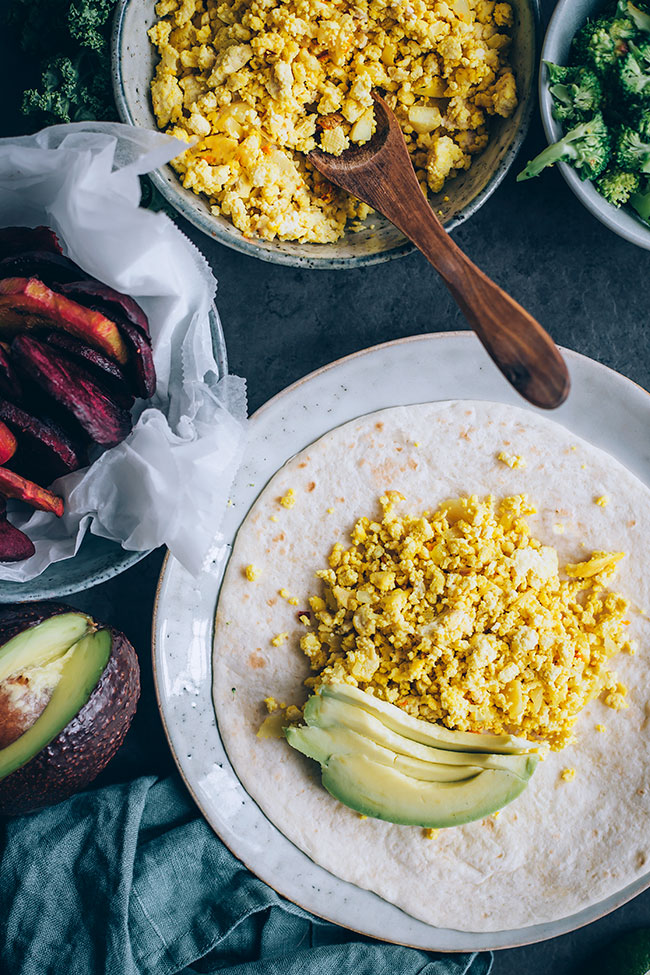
[213,401,650,932]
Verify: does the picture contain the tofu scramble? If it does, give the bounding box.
[148,0,519,243]
[299,493,634,750]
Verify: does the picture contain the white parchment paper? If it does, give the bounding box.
[0,122,247,580]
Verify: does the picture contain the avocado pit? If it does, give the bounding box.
[0,674,54,749]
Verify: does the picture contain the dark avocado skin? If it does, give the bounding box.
[0,602,140,816]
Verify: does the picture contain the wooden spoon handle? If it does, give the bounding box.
[420,220,570,409]
[336,127,570,409]
[381,191,569,408]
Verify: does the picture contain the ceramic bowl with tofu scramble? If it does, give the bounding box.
[212,400,650,932]
[112,0,537,266]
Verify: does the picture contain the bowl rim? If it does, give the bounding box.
[539,0,650,251]
[111,0,540,269]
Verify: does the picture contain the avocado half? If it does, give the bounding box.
[0,602,140,816]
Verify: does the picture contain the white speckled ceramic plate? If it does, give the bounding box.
[152,332,650,951]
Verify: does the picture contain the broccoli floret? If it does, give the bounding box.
[629,38,650,65]
[618,50,650,98]
[573,16,636,74]
[609,16,638,42]
[546,63,602,123]
[630,105,650,136]
[596,167,641,204]
[618,1,650,33]
[517,114,611,182]
[616,124,650,170]
[630,178,650,220]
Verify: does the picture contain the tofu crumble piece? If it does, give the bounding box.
[561,768,576,782]
[595,495,609,507]
[271,631,289,646]
[148,0,518,243]
[279,588,299,605]
[280,488,296,509]
[299,492,633,751]
[497,450,526,469]
[244,563,261,581]
[259,696,302,737]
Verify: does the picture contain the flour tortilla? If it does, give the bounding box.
[213,401,650,932]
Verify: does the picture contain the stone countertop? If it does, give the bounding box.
[1,0,649,969]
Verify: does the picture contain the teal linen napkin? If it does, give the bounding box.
[0,775,492,975]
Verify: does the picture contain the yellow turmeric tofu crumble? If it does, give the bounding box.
[299,492,634,750]
[148,0,518,243]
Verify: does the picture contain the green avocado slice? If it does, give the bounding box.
[287,685,541,827]
[0,629,111,783]
[319,683,541,755]
[320,751,537,827]
[0,612,93,684]
[286,724,485,783]
[304,693,538,773]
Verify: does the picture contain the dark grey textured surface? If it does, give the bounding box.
[1,0,650,969]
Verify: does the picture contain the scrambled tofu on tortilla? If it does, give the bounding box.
[148,0,518,242]
[299,493,634,750]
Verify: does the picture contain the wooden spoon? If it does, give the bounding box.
[310,93,570,410]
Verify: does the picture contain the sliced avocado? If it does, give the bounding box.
[320,752,537,827]
[0,629,111,782]
[287,685,541,827]
[0,611,93,684]
[305,693,537,774]
[320,683,541,755]
[286,724,484,783]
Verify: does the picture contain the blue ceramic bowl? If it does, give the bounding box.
[540,0,650,250]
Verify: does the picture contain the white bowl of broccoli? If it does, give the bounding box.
[526,0,650,250]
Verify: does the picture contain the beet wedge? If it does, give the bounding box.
[0,344,24,404]
[119,321,156,400]
[0,252,88,288]
[0,501,35,562]
[0,467,64,517]
[0,400,86,484]
[60,280,150,338]
[12,335,132,448]
[0,227,62,261]
[0,279,128,365]
[0,517,35,562]
[0,421,17,465]
[44,333,134,409]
